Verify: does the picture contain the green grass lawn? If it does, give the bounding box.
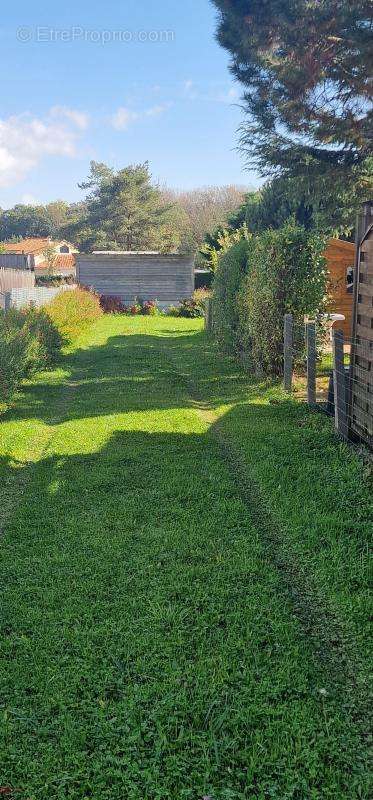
[0,315,371,800]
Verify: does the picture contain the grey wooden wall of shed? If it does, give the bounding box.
[76,255,194,303]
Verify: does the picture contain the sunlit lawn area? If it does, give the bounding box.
[0,315,371,799]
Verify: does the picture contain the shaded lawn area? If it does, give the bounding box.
[0,315,371,800]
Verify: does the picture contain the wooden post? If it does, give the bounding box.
[306,321,316,404]
[283,313,293,392]
[209,298,214,331]
[204,298,211,331]
[332,329,348,439]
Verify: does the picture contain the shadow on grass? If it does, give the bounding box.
[1,329,271,426]
[1,405,370,797]
[1,320,371,795]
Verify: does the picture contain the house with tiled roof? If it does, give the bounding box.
[0,237,77,277]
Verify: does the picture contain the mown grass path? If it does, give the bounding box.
[0,316,371,800]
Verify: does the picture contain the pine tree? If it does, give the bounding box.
[69,161,175,252]
[212,1,373,189]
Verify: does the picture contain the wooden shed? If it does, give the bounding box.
[325,238,355,338]
[76,252,194,308]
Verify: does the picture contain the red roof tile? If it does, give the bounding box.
[36,254,76,274]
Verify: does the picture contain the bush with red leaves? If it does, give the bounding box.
[99,295,127,314]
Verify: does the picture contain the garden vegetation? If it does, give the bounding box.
[0,288,102,406]
[0,314,371,798]
[212,221,327,374]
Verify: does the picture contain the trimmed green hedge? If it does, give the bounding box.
[238,222,327,374]
[212,220,327,375]
[212,237,251,352]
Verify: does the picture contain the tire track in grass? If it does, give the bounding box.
[1,318,371,797]
[163,335,372,764]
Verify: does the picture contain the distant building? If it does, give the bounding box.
[0,237,77,278]
[76,252,194,308]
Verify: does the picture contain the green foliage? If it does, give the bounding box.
[237,222,327,375]
[22,306,63,363]
[128,302,142,315]
[36,275,75,287]
[64,161,176,253]
[141,300,158,316]
[206,176,366,242]
[44,200,71,236]
[167,304,180,317]
[41,245,58,275]
[192,287,211,313]
[165,297,205,318]
[46,288,102,339]
[0,200,85,243]
[200,223,249,271]
[0,204,53,240]
[244,176,368,238]
[212,237,250,352]
[212,1,372,189]
[177,298,204,318]
[0,307,62,401]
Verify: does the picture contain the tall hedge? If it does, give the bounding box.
[237,221,327,375]
[212,237,251,352]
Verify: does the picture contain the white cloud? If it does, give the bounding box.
[182,80,239,104]
[21,193,39,205]
[111,103,170,130]
[145,103,171,117]
[50,105,90,130]
[183,80,197,100]
[111,107,140,131]
[0,109,86,188]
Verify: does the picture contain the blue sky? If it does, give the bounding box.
[0,0,261,209]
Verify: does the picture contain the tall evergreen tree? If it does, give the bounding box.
[212,0,373,190]
[67,161,176,252]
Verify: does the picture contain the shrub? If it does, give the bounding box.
[141,300,158,316]
[0,314,35,400]
[237,221,327,375]
[166,294,210,318]
[212,237,251,352]
[36,275,75,287]
[100,295,127,314]
[192,287,211,314]
[22,307,63,363]
[177,299,204,318]
[167,305,180,317]
[129,302,142,315]
[46,288,102,339]
[0,307,62,402]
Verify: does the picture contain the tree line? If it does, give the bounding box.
[0,162,246,256]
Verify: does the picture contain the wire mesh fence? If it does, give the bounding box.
[283,314,372,451]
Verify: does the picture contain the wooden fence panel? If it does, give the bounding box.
[0,254,34,270]
[349,206,373,448]
[0,268,35,294]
